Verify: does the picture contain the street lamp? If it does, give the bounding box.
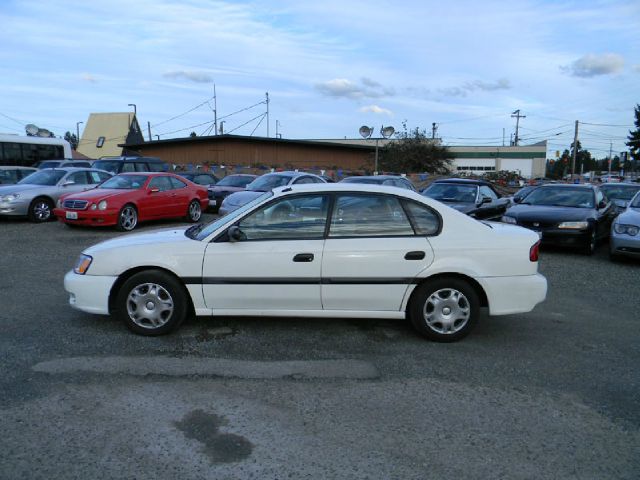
[359,125,395,175]
[128,103,137,116]
[75,121,83,148]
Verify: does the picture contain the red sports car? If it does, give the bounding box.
[54,172,209,231]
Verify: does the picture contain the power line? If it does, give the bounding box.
[151,96,216,128]
[227,113,267,135]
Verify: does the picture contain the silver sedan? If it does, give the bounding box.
[0,168,112,222]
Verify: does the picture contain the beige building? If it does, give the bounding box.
[77,112,144,158]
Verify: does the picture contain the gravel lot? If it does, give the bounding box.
[1,215,639,479]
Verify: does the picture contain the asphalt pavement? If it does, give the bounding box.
[1,215,639,479]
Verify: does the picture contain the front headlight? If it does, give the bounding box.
[614,224,639,236]
[0,193,19,202]
[98,200,108,210]
[558,221,589,229]
[501,215,517,224]
[73,254,93,275]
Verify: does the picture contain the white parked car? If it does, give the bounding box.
[64,183,547,342]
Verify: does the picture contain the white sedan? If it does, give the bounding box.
[64,183,547,342]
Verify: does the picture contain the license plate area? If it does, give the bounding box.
[66,211,78,220]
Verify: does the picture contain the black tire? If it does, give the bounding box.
[115,270,188,336]
[116,204,138,231]
[583,228,597,256]
[408,277,480,342]
[28,197,54,223]
[186,200,202,222]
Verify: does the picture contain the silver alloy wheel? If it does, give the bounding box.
[33,200,51,221]
[189,201,201,221]
[126,282,174,329]
[119,206,137,230]
[423,288,471,335]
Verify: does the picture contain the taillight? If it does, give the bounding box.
[529,240,540,262]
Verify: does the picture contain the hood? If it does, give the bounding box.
[506,204,595,222]
[222,190,263,207]
[208,185,245,194]
[615,207,640,226]
[85,227,192,255]
[62,188,128,202]
[0,184,42,195]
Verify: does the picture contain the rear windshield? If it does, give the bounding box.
[99,175,148,189]
[92,160,121,173]
[217,175,255,188]
[521,187,595,208]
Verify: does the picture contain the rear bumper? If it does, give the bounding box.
[477,273,547,316]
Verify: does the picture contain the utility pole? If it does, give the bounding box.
[265,92,270,137]
[147,121,152,142]
[213,84,217,136]
[276,120,282,138]
[608,141,613,177]
[502,128,505,146]
[431,122,437,140]
[570,120,579,181]
[511,110,526,146]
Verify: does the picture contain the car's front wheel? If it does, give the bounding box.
[117,204,138,231]
[186,200,202,222]
[583,228,597,255]
[408,277,480,342]
[115,270,188,335]
[28,197,54,222]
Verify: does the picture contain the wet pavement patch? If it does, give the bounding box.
[174,410,253,463]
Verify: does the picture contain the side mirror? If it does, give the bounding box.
[477,196,491,206]
[228,225,246,242]
[513,197,522,204]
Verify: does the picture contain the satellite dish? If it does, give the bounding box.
[359,125,373,139]
[36,128,52,137]
[25,124,39,136]
[380,126,395,139]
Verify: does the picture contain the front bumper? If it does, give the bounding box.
[477,273,547,316]
[0,199,29,216]
[54,208,119,227]
[610,232,640,258]
[537,228,591,247]
[64,270,117,315]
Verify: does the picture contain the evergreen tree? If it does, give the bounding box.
[626,104,640,163]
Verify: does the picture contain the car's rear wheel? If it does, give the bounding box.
[115,270,188,335]
[408,277,480,342]
[28,197,54,222]
[186,200,202,222]
[117,204,138,231]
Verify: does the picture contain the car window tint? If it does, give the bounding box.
[596,190,604,204]
[293,176,315,184]
[479,185,498,200]
[403,200,440,235]
[135,163,150,172]
[121,162,136,172]
[67,172,89,185]
[329,194,413,237]
[148,176,172,191]
[87,171,105,183]
[96,171,111,182]
[238,194,329,240]
[169,177,187,189]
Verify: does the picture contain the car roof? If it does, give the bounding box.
[264,171,321,178]
[343,175,408,180]
[432,178,492,186]
[0,166,37,170]
[539,183,595,190]
[271,182,426,201]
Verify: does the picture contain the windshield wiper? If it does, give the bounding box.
[185,223,205,239]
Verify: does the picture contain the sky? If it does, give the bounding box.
[0,0,638,159]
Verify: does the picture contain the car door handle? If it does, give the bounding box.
[293,253,314,262]
[404,251,426,260]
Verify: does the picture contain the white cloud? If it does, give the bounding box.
[163,71,213,83]
[561,53,625,78]
[359,105,393,116]
[315,78,394,99]
[81,73,97,83]
[438,78,511,97]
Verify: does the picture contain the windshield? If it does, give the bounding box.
[190,191,273,240]
[99,175,148,189]
[18,169,66,186]
[92,160,121,174]
[217,175,255,188]
[600,185,640,201]
[423,183,478,203]
[631,192,640,208]
[521,187,595,208]
[247,174,292,191]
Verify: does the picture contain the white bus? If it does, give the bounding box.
[0,134,72,166]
